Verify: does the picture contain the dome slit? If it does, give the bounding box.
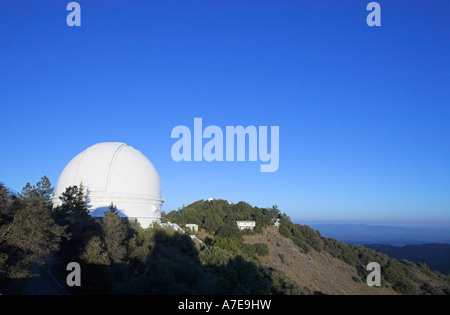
[105,143,126,193]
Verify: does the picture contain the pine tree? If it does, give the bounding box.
[107,202,118,215]
[75,182,88,214]
[55,184,88,217]
[20,176,54,209]
[102,204,127,264]
[35,176,54,206]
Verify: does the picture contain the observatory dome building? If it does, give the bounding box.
[52,142,163,228]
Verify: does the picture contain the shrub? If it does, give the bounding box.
[254,243,269,256]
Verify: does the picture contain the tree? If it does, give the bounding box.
[80,236,110,265]
[263,268,312,295]
[19,176,54,210]
[76,183,88,212]
[199,246,235,266]
[212,237,240,254]
[253,243,269,256]
[107,202,118,215]
[203,213,223,234]
[52,184,101,265]
[215,223,243,243]
[102,204,127,264]
[54,184,88,217]
[278,216,294,238]
[0,183,18,241]
[0,180,64,281]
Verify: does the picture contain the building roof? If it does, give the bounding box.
[52,142,163,221]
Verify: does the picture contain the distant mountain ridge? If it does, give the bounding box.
[304,223,450,246]
[367,244,450,275]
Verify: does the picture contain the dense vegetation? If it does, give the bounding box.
[165,199,280,234]
[0,178,65,293]
[1,179,448,295]
[0,180,309,295]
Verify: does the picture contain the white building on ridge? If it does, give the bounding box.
[236,221,256,230]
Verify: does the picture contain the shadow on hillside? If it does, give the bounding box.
[66,229,277,295]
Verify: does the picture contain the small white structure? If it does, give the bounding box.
[161,222,184,233]
[185,224,199,233]
[52,142,164,228]
[207,197,213,201]
[236,221,256,230]
[273,219,280,227]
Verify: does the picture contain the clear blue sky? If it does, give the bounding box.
[0,0,449,226]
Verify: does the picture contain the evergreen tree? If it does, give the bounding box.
[76,183,88,213]
[54,184,88,217]
[102,203,127,264]
[81,236,110,265]
[107,202,118,215]
[19,176,54,209]
[52,184,101,266]
[0,180,64,281]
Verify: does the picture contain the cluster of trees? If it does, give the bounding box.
[0,177,65,293]
[0,179,310,295]
[278,215,324,253]
[165,199,280,234]
[60,195,309,294]
[164,200,281,265]
[278,216,450,295]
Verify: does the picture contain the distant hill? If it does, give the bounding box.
[367,244,450,275]
[306,223,450,246]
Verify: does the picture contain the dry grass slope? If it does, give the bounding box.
[244,227,396,295]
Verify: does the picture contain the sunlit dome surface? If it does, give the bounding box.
[52,142,163,227]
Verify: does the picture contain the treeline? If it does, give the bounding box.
[0,179,310,295]
[277,217,450,295]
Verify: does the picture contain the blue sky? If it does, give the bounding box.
[0,0,449,226]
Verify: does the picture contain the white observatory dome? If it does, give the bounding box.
[52,142,163,227]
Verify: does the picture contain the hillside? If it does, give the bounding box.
[244,227,394,295]
[166,199,450,295]
[367,244,450,275]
